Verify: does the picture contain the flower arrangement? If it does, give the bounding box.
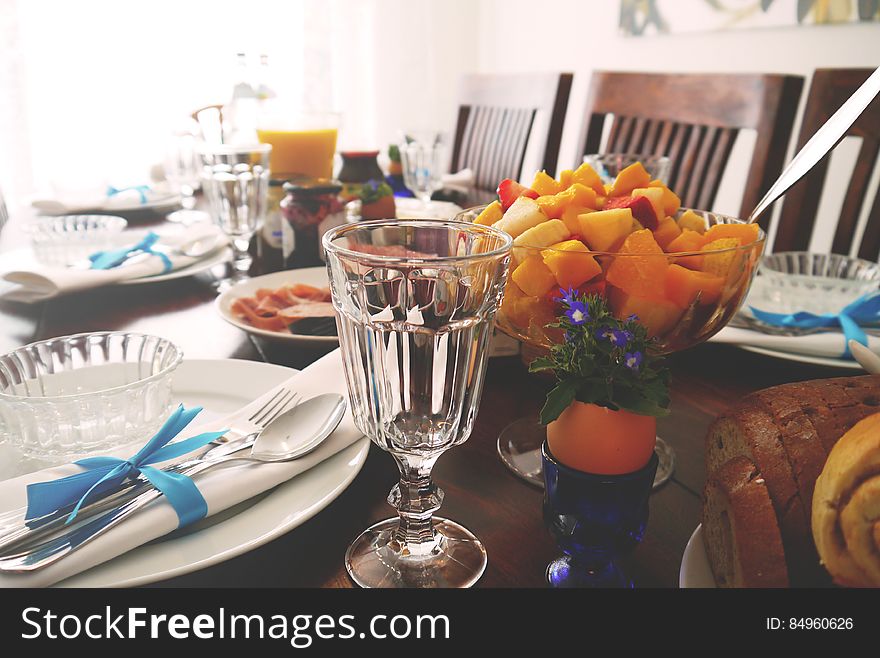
[529,289,671,425]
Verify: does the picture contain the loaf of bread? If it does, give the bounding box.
[812,412,880,587]
[702,374,880,587]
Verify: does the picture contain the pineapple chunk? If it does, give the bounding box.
[577,208,634,252]
[493,197,547,238]
[513,219,571,265]
[677,209,707,234]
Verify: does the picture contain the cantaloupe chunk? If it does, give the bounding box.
[571,162,606,195]
[578,208,634,252]
[531,171,561,197]
[608,286,683,338]
[653,216,683,250]
[605,229,669,299]
[702,222,760,246]
[511,255,558,297]
[608,162,651,197]
[541,240,602,289]
[677,209,707,234]
[700,238,741,277]
[648,179,681,215]
[474,200,503,226]
[665,264,724,309]
[667,229,708,269]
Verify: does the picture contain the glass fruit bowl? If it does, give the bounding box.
[456,204,765,488]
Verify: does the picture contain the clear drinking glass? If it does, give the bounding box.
[324,219,512,588]
[583,153,671,185]
[199,143,271,291]
[399,131,446,207]
[165,128,209,224]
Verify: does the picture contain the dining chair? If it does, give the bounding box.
[451,72,573,193]
[0,186,8,235]
[576,71,804,220]
[772,68,880,259]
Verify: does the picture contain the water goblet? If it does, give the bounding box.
[323,219,512,588]
[199,143,271,291]
[399,131,446,209]
[583,153,671,185]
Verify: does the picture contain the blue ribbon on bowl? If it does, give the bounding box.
[25,405,228,528]
[89,231,173,273]
[750,292,880,359]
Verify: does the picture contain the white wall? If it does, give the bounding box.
[476,0,880,252]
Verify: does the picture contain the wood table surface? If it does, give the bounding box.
[0,207,857,588]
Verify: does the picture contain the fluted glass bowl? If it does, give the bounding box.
[25,214,128,267]
[0,332,182,458]
[455,206,765,354]
[749,251,880,316]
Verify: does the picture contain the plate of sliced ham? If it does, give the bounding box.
[215,267,338,345]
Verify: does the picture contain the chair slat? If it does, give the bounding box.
[833,137,880,255]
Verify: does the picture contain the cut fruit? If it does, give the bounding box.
[497,179,539,211]
[605,194,659,230]
[558,169,574,189]
[608,162,651,197]
[571,162,607,196]
[560,204,593,235]
[608,286,683,337]
[513,219,571,264]
[535,195,566,219]
[665,264,724,309]
[703,222,760,245]
[677,209,707,234]
[494,196,547,238]
[530,171,562,197]
[541,239,602,289]
[537,183,599,220]
[667,229,708,269]
[511,255,558,297]
[648,179,681,215]
[701,238,741,277]
[473,200,503,226]
[631,187,665,228]
[577,208,634,252]
[653,216,683,250]
[605,229,669,299]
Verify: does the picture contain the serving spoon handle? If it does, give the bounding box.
[748,66,880,225]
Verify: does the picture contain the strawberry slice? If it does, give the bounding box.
[497,179,539,211]
[604,195,659,230]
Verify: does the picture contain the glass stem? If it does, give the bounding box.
[388,453,443,557]
[230,235,253,277]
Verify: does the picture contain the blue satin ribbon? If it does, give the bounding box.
[89,231,173,273]
[107,185,150,205]
[25,406,228,528]
[750,292,880,359]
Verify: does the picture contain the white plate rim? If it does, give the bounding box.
[116,246,231,285]
[737,344,862,370]
[679,523,716,588]
[215,267,337,345]
[55,358,369,588]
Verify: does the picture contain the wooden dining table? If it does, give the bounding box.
[0,203,859,589]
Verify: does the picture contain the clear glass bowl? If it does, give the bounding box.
[26,215,128,267]
[0,332,182,458]
[455,205,765,354]
[583,153,671,185]
[750,252,880,316]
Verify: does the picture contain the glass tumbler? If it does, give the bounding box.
[324,219,513,588]
[583,153,671,185]
[399,131,446,207]
[199,143,271,291]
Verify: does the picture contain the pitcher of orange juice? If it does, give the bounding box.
[257,110,340,180]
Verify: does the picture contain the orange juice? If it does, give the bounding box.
[257,128,338,179]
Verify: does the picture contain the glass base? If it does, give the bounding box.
[546,555,633,588]
[497,417,674,490]
[345,517,487,588]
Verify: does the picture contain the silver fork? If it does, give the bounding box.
[0,386,300,556]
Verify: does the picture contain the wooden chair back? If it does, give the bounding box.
[577,71,803,219]
[451,72,573,192]
[772,68,880,258]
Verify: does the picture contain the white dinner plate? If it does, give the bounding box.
[679,524,716,588]
[215,267,337,346]
[737,345,862,370]
[117,246,231,285]
[54,358,369,587]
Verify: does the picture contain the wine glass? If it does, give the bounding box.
[199,143,271,291]
[164,128,209,224]
[323,219,512,588]
[455,205,765,490]
[399,131,446,208]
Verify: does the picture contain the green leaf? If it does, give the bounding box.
[539,379,579,425]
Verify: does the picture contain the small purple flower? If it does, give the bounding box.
[624,351,643,371]
[555,287,577,307]
[565,301,589,325]
[597,326,629,348]
[626,314,639,323]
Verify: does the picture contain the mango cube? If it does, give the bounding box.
[571,162,606,195]
[608,162,651,197]
[665,264,724,309]
[511,255,558,297]
[648,179,681,215]
[701,238,741,277]
[541,240,602,289]
[530,171,561,197]
[474,200,503,226]
[609,286,683,338]
[577,208,634,252]
[605,229,669,299]
[653,217,683,250]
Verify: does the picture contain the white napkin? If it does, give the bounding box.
[0,225,229,303]
[441,168,475,194]
[31,183,180,216]
[394,197,463,220]
[710,325,880,360]
[0,349,365,588]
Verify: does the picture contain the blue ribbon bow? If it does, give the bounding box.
[107,184,151,205]
[25,406,228,528]
[750,292,880,359]
[89,231,173,273]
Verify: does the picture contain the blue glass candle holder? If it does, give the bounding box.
[542,441,658,588]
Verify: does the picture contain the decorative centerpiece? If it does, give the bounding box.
[357,180,396,220]
[532,290,670,588]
